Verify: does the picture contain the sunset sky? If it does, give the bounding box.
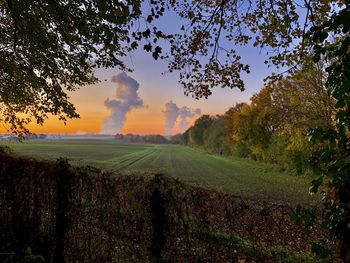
[9,10,275,135]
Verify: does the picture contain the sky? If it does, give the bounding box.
[25,9,274,136]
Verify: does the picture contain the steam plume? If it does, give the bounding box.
[101,72,144,134]
[163,101,180,135]
[178,106,201,133]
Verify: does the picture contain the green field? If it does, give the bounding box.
[1,139,318,205]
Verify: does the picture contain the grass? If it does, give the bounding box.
[1,139,319,205]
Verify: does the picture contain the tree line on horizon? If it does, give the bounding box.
[115,133,168,144]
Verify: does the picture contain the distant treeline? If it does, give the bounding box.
[181,62,335,175]
[115,133,168,144]
[0,134,49,140]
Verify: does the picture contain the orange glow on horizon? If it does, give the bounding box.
[0,108,197,135]
[5,110,191,135]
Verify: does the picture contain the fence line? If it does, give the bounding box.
[0,150,321,262]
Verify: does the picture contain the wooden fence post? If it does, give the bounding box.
[150,174,168,263]
[53,158,72,263]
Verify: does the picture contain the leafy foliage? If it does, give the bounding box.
[183,62,335,175]
[187,115,215,146]
[164,0,341,98]
[304,2,350,260]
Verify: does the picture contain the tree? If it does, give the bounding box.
[187,115,214,146]
[230,102,272,159]
[268,62,335,132]
[201,115,230,154]
[165,0,341,97]
[224,103,246,143]
[143,134,167,144]
[0,0,165,134]
[265,69,334,173]
[306,4,350,259]
[226,63,335,171]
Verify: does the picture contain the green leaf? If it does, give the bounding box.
[131,41,138,50]
[142,29,151,38]
[152,46,162,60]
[143,43,152,52]
[335,99,345,108]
